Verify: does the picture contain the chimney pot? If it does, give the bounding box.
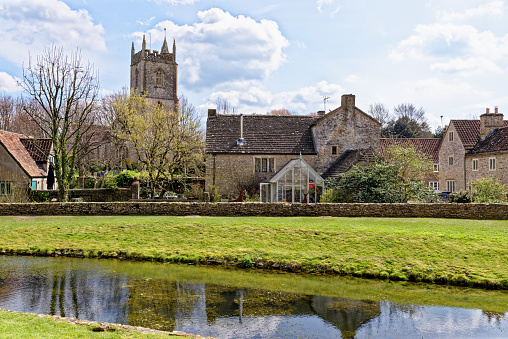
[486,108,490,114]
[495,106,499,114]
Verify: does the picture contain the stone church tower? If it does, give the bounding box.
[130,33,178,107]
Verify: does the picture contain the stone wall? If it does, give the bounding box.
[0,202,506,219]
[39,188,132,202]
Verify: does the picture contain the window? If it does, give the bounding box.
[448,131,454,142]
[448,156,454,166]
[331,146,337,155]
[472,159,478,171]
[0,182,12,196]
[135,69,139,88]
[489,157,496,171]
[429,181,439,190]
[254,157,275,173]
[446,180,456,192]
[156,69,163,86]
[433,164,439,172]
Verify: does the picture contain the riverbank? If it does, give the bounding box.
[1,215,507,289]
[0,309,205,338]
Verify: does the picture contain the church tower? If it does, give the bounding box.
[130,32,178,107]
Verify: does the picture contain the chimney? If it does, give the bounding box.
[317,110,325,117]
[208,109,217,117]
[480,107,504,139]
[341,94,355,111]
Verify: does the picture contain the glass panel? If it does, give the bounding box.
[269,158,274,172]
[255,158,261,172]
[262,158,267,172]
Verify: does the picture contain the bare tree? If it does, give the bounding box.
[368,103,389,127]
[20,46,99,201]
[215,97,237,114]
[0,94,15,131]
[267,108,292,116]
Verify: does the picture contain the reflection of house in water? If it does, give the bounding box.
[311,296,381,339]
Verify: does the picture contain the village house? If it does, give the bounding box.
[0,130,54,197]
[205,94,381,201]
[439,107,508,192]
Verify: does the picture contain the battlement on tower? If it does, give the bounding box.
[131,49,174,65]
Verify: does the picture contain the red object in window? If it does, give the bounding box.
[309,180,314,188]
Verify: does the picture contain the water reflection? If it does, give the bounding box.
[0,256,507,338]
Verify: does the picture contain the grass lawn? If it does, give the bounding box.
[0,309,188,338]
[0,215,507,289]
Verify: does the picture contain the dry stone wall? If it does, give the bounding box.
[0,202,507,219]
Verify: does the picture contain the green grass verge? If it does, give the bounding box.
[1,215,508,289]
[0,309,187,338]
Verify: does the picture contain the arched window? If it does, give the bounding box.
[135,69,139,88]
[156,69,163,87]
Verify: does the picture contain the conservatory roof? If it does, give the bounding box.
[268,158,324,184]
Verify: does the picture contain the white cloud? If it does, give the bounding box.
[437,1,504,22]
[390,23,508,75]
[134,8,289,89]
[0,72,21,92]
[200,80,344,114]
[0,0,106,66]
[316,0,340,17]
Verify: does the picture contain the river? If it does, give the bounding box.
[0,256,507,338]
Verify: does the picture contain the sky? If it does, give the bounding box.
[1,0,508,130]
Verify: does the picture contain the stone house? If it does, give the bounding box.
[439,107,508,192]
[205,94,381,198]
[465,120,508,187]
[0,130,55,197]
[380,138,442,190]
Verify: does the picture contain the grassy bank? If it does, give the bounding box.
[0,309,190,338]
[1,216,507,289]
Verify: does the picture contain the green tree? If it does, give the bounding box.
[109,90,203,198]
[471,177,508,203]
[326,145,433,203]
[20,46,99,202]
[382,104,432,138]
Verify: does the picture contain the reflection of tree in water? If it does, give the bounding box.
[311,296,381,339]
[483,310,505,325]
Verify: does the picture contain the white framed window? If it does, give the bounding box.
[254,157,275,173]
[433,164,439,172]
[489,157,496,171]
[448,131,454,142]
[429,181,439,190]
[448,156,454,166]
[0,182,12,196]
[472,159,479,171]
[446,180,456,192]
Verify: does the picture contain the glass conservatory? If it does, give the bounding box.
[260,158,325,203]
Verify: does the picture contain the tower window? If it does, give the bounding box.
[156,70,163,87]
[135,69,139,88]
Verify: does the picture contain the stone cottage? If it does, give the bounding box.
[439,107,508,191]
[205,94,381,198]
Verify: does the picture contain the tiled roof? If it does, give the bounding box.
[451,120,508,149]
[468,127,508,155]
[380,138,442,163]
[206,114,319,154]
[0,130,48,177]
[20,138,52,162]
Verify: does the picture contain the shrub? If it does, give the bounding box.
[448,190,472,203]
[471,177,508,203]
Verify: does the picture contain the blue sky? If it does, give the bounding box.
[1,0,508,130]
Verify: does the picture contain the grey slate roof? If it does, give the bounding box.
[206,114,319,154]
[468,127,508,155]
